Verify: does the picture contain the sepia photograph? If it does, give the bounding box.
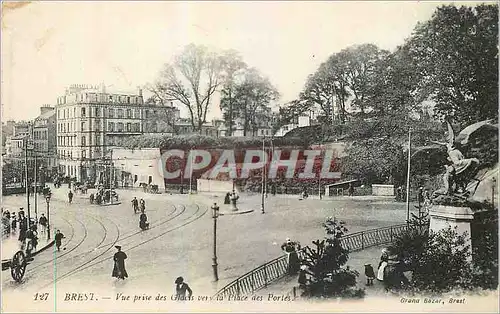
[1,1,498,313]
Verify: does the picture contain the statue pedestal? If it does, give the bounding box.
[429,205,473,261]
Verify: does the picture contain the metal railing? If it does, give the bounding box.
[214,223,407,298]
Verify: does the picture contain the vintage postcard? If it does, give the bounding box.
[1,1,498,313]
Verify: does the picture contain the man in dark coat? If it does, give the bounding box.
[112,246,128,280]
[18,213,28,242]
[55,229,65,251]
[139,212,149,230]
[224,192,231,204]
[175,277,192,299]
[68,190,73,203]
[131,197,139,213]
[39,214,48,234]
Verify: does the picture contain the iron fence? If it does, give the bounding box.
[214,223,407,298]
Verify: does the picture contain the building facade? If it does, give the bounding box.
[33,105,57,176]
[55,84,179,183]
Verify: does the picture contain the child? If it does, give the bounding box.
[364,264,375,286]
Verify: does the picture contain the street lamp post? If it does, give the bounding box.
[405,128,412,225]
[45,192,51,240]
[211,203,220,281]
[261,137,266,214]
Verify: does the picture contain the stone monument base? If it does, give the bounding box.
[429,205,473,260]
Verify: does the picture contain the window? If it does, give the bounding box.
[127,96,130,104]
[134,123,140,132]
[108,108,114,118]
[135,109,140,118]
[117,122,123,132]
[81,122,86,131]
[109,96,113,102]
[82,150,86,158]
[126,109,132,118]
[95,135,100,146]
[81,108,86,118]
[117,109,124,118]
[126,123,131,132]
[95,108,100,117]
[81,136,86,146]
[145,110,150,119]
[108,122,114,132]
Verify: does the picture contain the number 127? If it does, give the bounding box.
[34,293,49,301]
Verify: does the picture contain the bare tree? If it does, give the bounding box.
[154,44,226,133]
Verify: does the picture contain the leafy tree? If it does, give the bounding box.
[300,217,364,298]
[336,44,390,116]
[404,4,498,126]
[341,137,406,185]
[224,68,279,136]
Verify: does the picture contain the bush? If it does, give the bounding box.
[300,217,365,299]
[390,224,498,295]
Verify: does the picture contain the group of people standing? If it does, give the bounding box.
[364,248,410,290]
[131,197,149,230]
[2,208,39,255]
[224,191,239,211]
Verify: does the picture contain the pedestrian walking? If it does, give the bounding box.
[348,183,354,197]
[174,277,192,300]
[68,190,73,204]
[139,212,149,230]
[139,199,145,213]
[55,229,65,251]
[132,197,139,214]
[39,214,48,234]
[112,246,128,280]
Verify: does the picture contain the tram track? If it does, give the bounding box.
[39,216,121,290]
[47,202,207,285]
[27,214,88,272]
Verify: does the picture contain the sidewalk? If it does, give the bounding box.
[1,223,54,261]
[258,245,390,298]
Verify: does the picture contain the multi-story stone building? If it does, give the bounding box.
[56,84,179,183]
[33,105,57,176]
[4,121,31,157]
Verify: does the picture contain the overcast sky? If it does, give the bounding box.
[1,1,488,122]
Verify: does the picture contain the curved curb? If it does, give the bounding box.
[31,239,55,257]
[219,209,254,216]
[97,202,122,206]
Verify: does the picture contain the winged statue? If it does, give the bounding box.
[411,119,498,201]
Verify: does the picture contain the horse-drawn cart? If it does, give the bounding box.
[1,249,32,282]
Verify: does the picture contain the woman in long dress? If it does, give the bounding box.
[112,246,128,280]
[377,250,389,281]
